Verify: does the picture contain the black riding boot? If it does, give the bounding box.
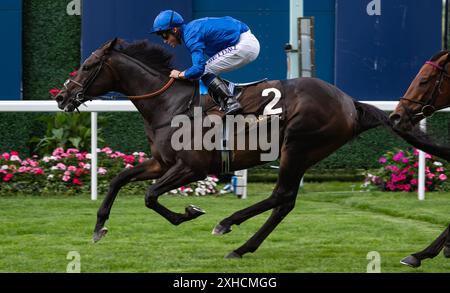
[206,77,242,115]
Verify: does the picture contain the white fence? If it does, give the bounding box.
[0,100,446,200]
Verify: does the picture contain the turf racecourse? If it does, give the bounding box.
[1,182,450,273]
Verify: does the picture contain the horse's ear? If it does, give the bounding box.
[104,38,119,52]
[446,51,450,62]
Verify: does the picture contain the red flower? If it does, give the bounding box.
[3,173,13,182]
[49,89,62,97]
[34,168,44,175]
[69,70,78,77]
[123,155,135,164]
[10,151,19,156]
[72,178,82,186]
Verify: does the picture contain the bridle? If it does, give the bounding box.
[63,50,175,112]
[400,60,450,119]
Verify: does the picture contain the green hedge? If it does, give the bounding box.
[23,0,81,100]
[2,1,449,169]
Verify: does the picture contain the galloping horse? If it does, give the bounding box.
[391,51,450,268]
[55,38,450,261]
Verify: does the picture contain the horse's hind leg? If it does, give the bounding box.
[226,184,300,258]
[217,152,304,258]
[145,159,207,225]
[401,226,450,268]
[93,158,164,242]
[213,151,304,236]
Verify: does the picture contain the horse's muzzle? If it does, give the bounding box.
[389,112,413,132]
[389,113,401,127]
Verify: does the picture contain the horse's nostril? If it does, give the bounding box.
[389,113,400,121]
[389,113,402,127]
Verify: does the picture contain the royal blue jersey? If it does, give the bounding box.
[181,17,249,79]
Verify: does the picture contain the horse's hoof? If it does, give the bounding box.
[400,255,421,268]
[225,251,242,259]
[444,246,450,258]
[186,205,206,219]
[212,223,232,236]
[92,227,108,243]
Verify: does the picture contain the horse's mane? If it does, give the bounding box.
[116,39,174,75]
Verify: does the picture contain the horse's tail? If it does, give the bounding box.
[353,100,450,161]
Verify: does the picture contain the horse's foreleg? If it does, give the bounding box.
[144,159,207,225]
[93,158,164,243]
[401,226,450,268]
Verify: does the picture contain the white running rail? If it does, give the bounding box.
[0,100,448,200]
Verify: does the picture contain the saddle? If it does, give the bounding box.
[201,78,269,117]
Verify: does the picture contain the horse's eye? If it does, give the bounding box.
[419,78,429,85]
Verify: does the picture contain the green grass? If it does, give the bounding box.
[1,182,450,272]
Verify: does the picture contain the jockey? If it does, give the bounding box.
[152,10,260,115]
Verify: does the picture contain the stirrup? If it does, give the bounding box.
[223,98,242,115]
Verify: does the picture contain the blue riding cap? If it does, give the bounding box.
[151,10,184,33]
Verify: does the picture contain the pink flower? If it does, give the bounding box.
[403,184,411,191]
[18,166,29,173]
[56,163,67,170]
[125,164,134,169]
[402,158,409,163]
[439,174,447,181]
[98,167,107,175]
[66,148,79,154]
[76,153,87,161]
[437,167,445,172]
[2,153,10,160]
[62,175,71,182]
[52,148,65,156]
[386,165,399,172]
[10,155,21,162]
[426,173,435,179]
[410,179,418,185]
[378,157,387,164]
[101,147,113,154]
[393,151,404,162]
[68,166,77,172]
[28,160,39,168]
[10,151,19,156]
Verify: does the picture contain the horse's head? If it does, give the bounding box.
[390,51,450,131]
[55,38,120,112]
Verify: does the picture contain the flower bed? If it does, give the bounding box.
[363,148,448,192]
[0,147,218,196]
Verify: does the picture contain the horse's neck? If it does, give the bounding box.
[113,54,195,128]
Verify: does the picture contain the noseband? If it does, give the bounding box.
[400,60,450,119]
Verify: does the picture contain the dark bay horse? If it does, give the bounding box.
[391,50,450,268]
[55,38,450,261]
